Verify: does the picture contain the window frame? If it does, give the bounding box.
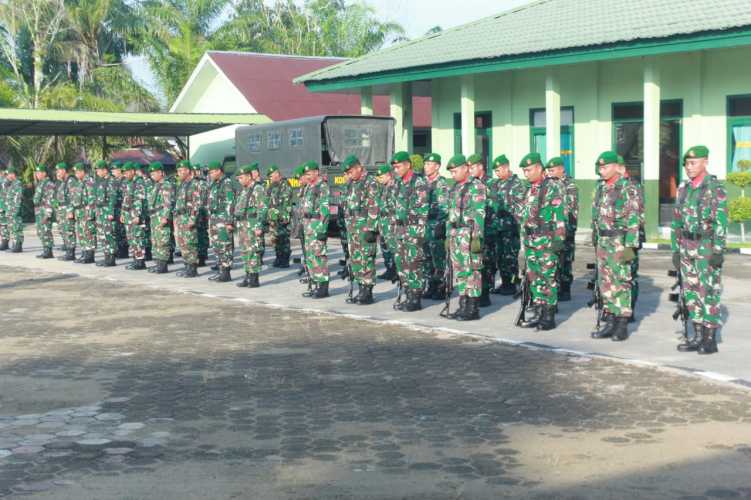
[528,106,575,177]
[727,94,751,173]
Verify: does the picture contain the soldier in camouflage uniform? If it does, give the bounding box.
[207,160,235,282]
[590,151,642,341]
[173,160,201,278]
[490,155,525,295]
[445,155,487,321]
[422,153,449,300]
[110,162,129,259]
[341,155,380,304]
[33,164,57,258]
[71,162,97,264]
[136,163,154,261]
[375,165,397,274]
[468,153,497,307]
[0,165,9,250]
[545,157,579,302]
[299,161,330,298]
[290,164,308,278]
[3,167,24,252]
[147,162,175,274]
[235,163,268,288]
[671,145,727,355]
[93,160,118,267]
[516,153,567,331]
[618,155,645,322]
[266,165,293,268]
[54,163,78,261]
[391,151,429,311]
[193,164,210,267]
[120,162,148,270]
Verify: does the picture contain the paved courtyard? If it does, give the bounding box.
[2,263,751,499]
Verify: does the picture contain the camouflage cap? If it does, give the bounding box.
[376,164,392,176]
[519,152,543,168]
[237,163,259,175]
[446,154,467,170]
[266,164,279,176]
[341,154,360,172]
[424,153,441,164]
[110,160,123,170]
[94,159,109,170]
[207,160,223,171]
[34,164,47,173]
[303,160,319,172]
[545,157,564,169]
[493,155,510,167]
[148,161,164,173]
[684,145,709,161]
[55,161,69,171]
[176,159,191,170]
[73,162,86,171]
[466,153,483,165]
[120,161,134,171]
[390,151,411,164]
[596,151,619,166]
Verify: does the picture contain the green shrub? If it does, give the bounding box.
[727,172,751,192]
[737,159,751,172]
[410,154,424,173]
[729,196,751,223]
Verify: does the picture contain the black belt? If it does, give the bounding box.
[449,222,470,229]
[598,229,626,238]
[346,210,367,218]
[525,223,556,236]
[682,231,711,241]
[303,214,316,219]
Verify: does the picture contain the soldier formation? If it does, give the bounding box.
[0,144,728,355]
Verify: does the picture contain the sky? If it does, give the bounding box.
[125,0,529,106]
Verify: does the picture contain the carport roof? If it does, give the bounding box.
[0,108,270,136]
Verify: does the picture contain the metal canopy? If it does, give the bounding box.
[0,108,270,137]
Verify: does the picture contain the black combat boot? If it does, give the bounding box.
[518,305,541,329]
[537,305,557,331]
[198,255,206,267]
[403,290,422,312]
[558,282,572,302]
[493,275,517,296]
[677,323,703,352]
[272,255,280,268]
[698,327,719,355]
[357,284,374,305]
[83,250,95,264]
[133,259,146,270]
[216,267,231,283]
[457,297,480,321]
[248,273,260,288]
[277,253,290,268]
[97,252,111,267]
[432,280,446,300]
[10,241,22,253]
[59,248,76,261]
[168,250,174,264]
[591,313,615,339]
[74,250,87,263]
[610,316,630,342]
[105,253,117,267]
[156,260,169,274]
[447,296,467,320]
[479,282,492,308]
[144,247,152,261]
[237,273,250,287]
[313,281,329,298]
[183,263,198,278]
[424,280,438,301]
[36,247,53,259]
[0,239,8,250]
[117,246,129,259]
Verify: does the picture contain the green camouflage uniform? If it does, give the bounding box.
[492,173,525,282]
[121,176,147,260]
[208,175,235,269]
[94,173,118,255]
[71,174,97,251]
[626,176,645,311]
[4,177,24,246]
[393,171,429,291]
[148,176,176,262]
[194,171,210,262]
[558,175,579,290]
[592,176,641,318]
[236,179,267,274]
[342,172,380,286]
[0,172,8,243]
[139,173,155,258]
[480,175,499,298]
[671,174,727,328]
[447,176,486,298]
[300,177,330,284]
[376,176,398,268]
[34,176,57,251]
[423,174,450,288]
[54,176,77,251]
[519,177,567,306]
[112,175,128,257]
[174,177,202,266]
[266,177,294,262]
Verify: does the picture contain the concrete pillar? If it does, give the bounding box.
[460,75,475,155]
[643,58,661,236]
[545,71,561,160]
[390,83,413,152]
[360,87,373,116]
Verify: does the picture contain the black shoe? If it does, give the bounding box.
[183,264,198,278]
[558,283,571,302]
[216,267,231,283]
[58,248,76,261]
[237,273,250,288]
[403,290,422,312]
[431,281,446,300]
[248,273,260,288]
[36,247,53,259]
[155,260,169,274]
[210,263,219,272]
[698,327,719,355]
[678,324,703,352]
[126,259,145,270]
[610,317,629,341]
[518,305,541,329]
[297,267,306,277]
[424,280,438,300]
[457,297,480,321]
[198,256,206,267]
[167,252,174,264]
[10,242,22,253]
[117,247,129,259]
[448,296,468,320]
[357,285,374,305]
[272,256,280,268]
[144,248,152,261]
[105,253,117,267]
[479,288,491,308]
[277,255,290,268]
[591,313,615,339]
[313,281,329,298]
[0,240,8,250]
[537,305,557,331]
[83,250,95,264]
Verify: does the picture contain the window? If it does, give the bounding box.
[529,107,575,175]
[267,131,281,150]
[344,128,372,148]
[289,128,304,147]
[453,111,493,167]
[249,134,261,153]
[728,95,751,173]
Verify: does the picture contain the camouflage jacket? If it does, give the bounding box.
[207,176,235,224]
[109,177,124,214]
[342,173,379,232]
[70,175,97,220]
[54,177,78,217]
[0,176,6,212]
[394,171,429,238]
[625,176,646,244]
[121,178,147,222]
[148,177,176,222]
[33,178,56,219]
[671,174,728,255]
[591,176,641,249]
[447,177,487,242]
[266,179,294,225]
[93,175,117,218]
[425,174,450,228]
[174,178,202,225]
[193,177,209,215]
[4,178,23,216]
[235,180,268,231]
[519,177,566,249]
[560,175,579,231]
[300,178,330,235]
[479,176,499,236]
[492,174,526,232]
[139,176,155,212]
[376,179,397,234]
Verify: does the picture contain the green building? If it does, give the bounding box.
[296,0,751,237]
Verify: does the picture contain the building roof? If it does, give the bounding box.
[175,51,431,127]
[0,108,270,136]
[296,0,751,89]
